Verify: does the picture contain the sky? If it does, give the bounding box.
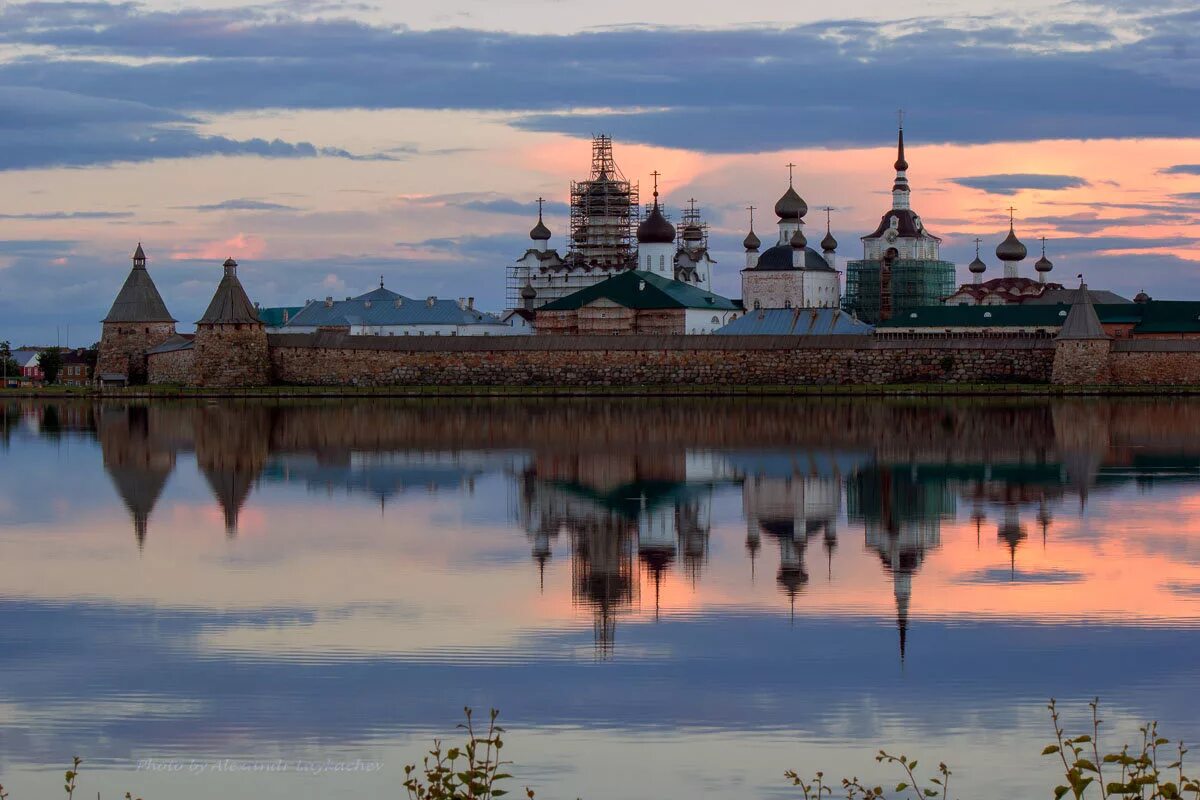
[2,0,1200,345]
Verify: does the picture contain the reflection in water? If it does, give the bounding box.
[3,398,1200,800]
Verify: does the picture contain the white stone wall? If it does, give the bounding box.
[683,308,740,334]
[743,270,804,310]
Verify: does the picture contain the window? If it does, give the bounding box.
[659,255,665,269]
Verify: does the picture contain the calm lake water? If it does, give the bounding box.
[1,398,1199,799]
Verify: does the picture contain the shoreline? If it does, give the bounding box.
[8,382,1200,398]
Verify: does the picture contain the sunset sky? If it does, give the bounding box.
[3,0,1200,345]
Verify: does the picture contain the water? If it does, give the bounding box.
[1,398,1198,799]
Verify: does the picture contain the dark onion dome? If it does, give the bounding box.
[682,223,703,242]
[969,255,987,274]
[821,230,838,252]
[743,228,761,251]
[996,225,1028,262]
[637,202,676,244]
[529,216,551,241]
[774,185,808,220]
[521,283,537,299]
[1134,290,1151,304]
[790,228,807,249]
[1034,253,1053,273]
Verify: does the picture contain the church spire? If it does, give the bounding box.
[891,111,911,211]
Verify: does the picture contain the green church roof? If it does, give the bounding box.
[539,270,739,312]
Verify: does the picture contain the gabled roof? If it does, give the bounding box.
[538,270,739,312]
[716,308,874,336]
[146,333,195,354]
[1056,284,1108,340]
[197,263,262,325]
[103,261,175,323]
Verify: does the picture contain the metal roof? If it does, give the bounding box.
[198,263,262,325]
[146,334,195,354]
[1056,284,1108,340]
[1025,288,1132,305]
[102,261,175,323]
[284,286,506,327]
[716,308,874,336]
[257,306,304,327]
[1132,301,1200,333]
[877,299,1200,333]
[538,269,739,312]
[750,243,835,272]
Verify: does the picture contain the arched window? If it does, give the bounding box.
[659,255,665,269]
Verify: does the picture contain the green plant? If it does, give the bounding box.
[787,755,951,800]
[403,707,534,800]
[64,756,80,798]
[1045,698,1199,800]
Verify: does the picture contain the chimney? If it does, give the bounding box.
[467,297,474,310]
[324,296,334,308]
[427,296,436,307]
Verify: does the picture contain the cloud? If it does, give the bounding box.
[948,174,1092,195]
[0,210,134,220]
[180,199,302,212]
[1160,165,1200,175]
[0,6,1198,154]
[170,233,267,261]
[957,568,1086,585]
[0,86,397,171]
[460,198,571,216]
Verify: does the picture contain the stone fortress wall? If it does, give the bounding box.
[265,333,1055,387]
[142,331,1200,389]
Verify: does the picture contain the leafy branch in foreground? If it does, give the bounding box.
[788,699,1197,800]
[403,707,537,800]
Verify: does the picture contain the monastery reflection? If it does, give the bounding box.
[23,396,1196,657]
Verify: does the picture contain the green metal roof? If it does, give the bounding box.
[539,270,739,312]
[876,302,1200,329]
[257,306,303,327]
[877,304,1074,328]
[1132,301,1200,333]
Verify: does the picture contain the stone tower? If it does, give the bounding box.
[1051,282,1111,385]
[191,257,270,387]
[97,244,177,383]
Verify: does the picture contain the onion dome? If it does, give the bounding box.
[1134,290,1151,304]
[682,223,703,243]
[521,283,537,300]
[775,185,808,221]
[637,201,675,244]
[790,228,807,249]
[1034,238,1053,273]
[821,230,837,252]
[743,228,761,251]
[995,224,1027,262]
[969,255,987,274]
[530,217,551,241]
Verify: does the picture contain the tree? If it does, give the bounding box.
[37,347,62,384]
[0,341,18,384]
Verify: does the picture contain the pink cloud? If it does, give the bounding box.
[170,233,266,261]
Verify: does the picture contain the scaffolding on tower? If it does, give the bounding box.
[568,135,639,270]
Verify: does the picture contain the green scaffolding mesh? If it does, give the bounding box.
[843,258,957,324]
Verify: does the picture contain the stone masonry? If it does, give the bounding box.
[97,322,177,383]
[193,324,271,387]
[268,333,1055,387]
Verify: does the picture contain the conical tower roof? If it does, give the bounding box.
[103,244,176,323]
[197,258,262,324]
[1057,282,1109,340]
